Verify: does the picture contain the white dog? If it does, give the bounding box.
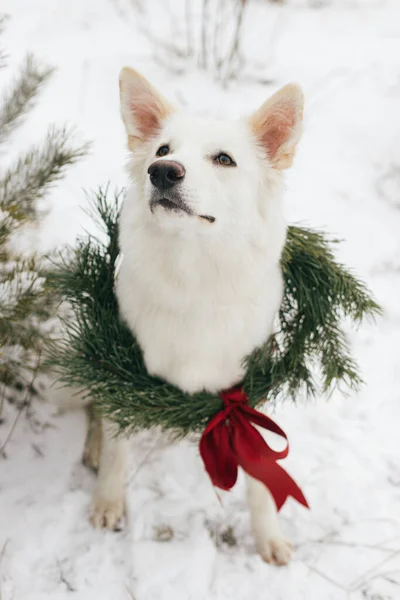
[88,67,304,566]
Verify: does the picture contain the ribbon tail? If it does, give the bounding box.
[238,451,309,511]
[199,420,238,491]
[257,462,309,511]
[230,412,309,511]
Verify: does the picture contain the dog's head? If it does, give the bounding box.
[119,68,303,237]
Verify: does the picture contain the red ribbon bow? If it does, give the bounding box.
[199,387,309,511]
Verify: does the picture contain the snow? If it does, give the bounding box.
[1,0,400,598]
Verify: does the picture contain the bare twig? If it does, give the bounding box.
[349,549,400,591]
[0,539,10,600]
[0,539,9,569]
[185,0,193,57]
[0,382,6,419]
[0,396,26,458]
[224,0,249,83]
[200,0,210,69]
[57,560,76,593]
[122,0,256,84]
[0,349,42,456]
[213,0,230,80]
[302,560,349,592]
[301,538,399,554]
[31,442,44,457]
[299,518,400,598]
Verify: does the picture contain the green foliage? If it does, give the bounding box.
[0,127,87,232]
[0,54,53,145]
[0,28,88,400]
[243,227,381,404]
[48,188,381,437]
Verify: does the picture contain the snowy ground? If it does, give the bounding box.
[1,0,400,598]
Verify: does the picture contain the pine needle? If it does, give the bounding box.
[0,126,89,226]
[0,54,53,145]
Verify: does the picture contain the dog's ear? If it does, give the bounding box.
[249,84,304,170]
[119,67,175,150]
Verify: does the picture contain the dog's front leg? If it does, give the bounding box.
[89,419,127,531]
[246,475,293,565]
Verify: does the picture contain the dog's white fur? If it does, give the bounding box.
[89,68,303,565]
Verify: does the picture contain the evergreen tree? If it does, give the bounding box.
[0,17,88,424]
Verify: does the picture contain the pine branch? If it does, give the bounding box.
[0,257,54,349]
[0,126,89,227]
[0,54,53,145]
[0,318,43,351]
[0,36,89,410]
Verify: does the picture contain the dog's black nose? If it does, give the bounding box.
[148,160,185,190]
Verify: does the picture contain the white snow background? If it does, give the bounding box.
[1,0,400,598]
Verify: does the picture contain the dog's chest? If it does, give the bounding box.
[116,232,283,394]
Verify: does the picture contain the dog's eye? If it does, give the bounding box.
[214,153,236,167]
[156,145,170,157]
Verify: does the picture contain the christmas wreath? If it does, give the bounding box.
[48,188,380,509]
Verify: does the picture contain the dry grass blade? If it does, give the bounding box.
[0,349,42,456]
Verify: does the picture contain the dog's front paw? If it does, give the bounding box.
[257,537,293,566]
[89,495,125,531]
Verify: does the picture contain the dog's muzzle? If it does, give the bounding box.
[148,160,185,191]
[148,159,215,223]
[148,159,191,215]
